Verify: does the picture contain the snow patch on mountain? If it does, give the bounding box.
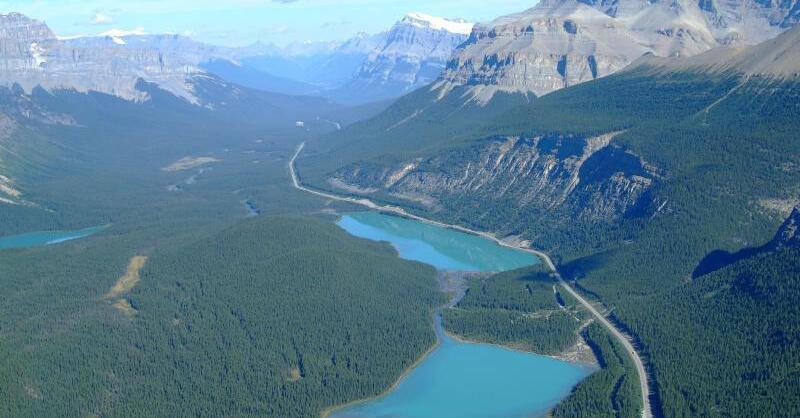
[403,12,474,35]
[327,13,473,103]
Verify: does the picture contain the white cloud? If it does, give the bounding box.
[99,27,147,37]
[91,12,114,25]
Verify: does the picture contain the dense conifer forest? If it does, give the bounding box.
[300,67,800,416]
[0,88,447,417]
[3,24,800,417]
[442,266,583,355]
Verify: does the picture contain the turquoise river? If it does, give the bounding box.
[333,212,591,418]
[0,225,107,250]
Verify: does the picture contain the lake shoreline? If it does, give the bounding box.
[320,310,443,418]
[0,224,111,250]
[443,329,599,369]
[323,212,598,418]
[292,143,650,418]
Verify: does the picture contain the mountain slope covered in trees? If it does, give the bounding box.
[0,63,445,417]
[298,26,800,416]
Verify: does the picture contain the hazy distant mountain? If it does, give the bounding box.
[63,32,235,63]
[199,59,320,96]
[3,11,472,105]
[328,13,473,104]
[0,13,204,102]
[436,0,800,103]
[215,13,472,104]
[0,13,349,105]
[237,34,386,90]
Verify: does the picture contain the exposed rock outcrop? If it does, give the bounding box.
[629,24,800,79]
[332,13,472,104]
[435,0,800,103]
[0,112,20,205]
[329,132,657,223]
[0,13,202,102]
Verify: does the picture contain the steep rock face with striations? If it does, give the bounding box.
[329,132,658,224]
[436,0,800,102]
[0,12,58,71]
[0,13,202,102]
[64,33,234,66]
[333,13,472,104]
[0,113,20,205]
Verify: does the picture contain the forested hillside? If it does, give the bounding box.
[442,265,584,355]
[0,217,443,417]
[0,80,445,417]
[298,84,532,183]
[0,77,351,236]
[299,28,800,416]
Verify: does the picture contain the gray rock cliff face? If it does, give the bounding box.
[0,113,20,205]
[329,132,658,224]
[436,0,800,102]
[0,13,202,102]
[333,13,472,104]
[355,14,470,90]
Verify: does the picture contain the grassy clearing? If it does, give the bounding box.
[162,156,220,172]
[105,256,147,299]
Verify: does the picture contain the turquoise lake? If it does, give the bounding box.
[332,325,590,418]
[333,211,591,418]
[0,225,107,250]
[336,212,539,272]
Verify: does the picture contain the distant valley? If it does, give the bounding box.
[1,2,799,418]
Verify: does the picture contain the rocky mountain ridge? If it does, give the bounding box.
[328,132,658,225]
[0,11,473,105]
[0,13,204,102]
[0,112,20,205]
[629,23,800,78]
[332,13,473,103]
[435,0,800,103]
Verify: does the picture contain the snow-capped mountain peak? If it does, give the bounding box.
[401,12,474,35]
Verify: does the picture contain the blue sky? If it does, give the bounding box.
[2,0,537,46]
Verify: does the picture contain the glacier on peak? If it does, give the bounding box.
[402,12,474,35]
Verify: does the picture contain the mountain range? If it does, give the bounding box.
[0,12,473,106]
[327,13,473,104]
[436,0,800,102]
[1,2,800,416]
[233,13,473,104]
[0,13,201,102]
